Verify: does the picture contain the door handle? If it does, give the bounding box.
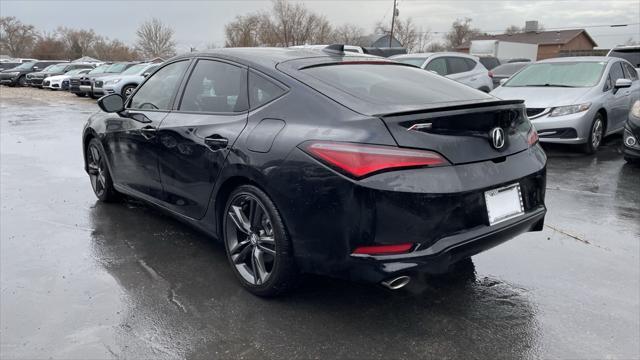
[139,126,157,139]
[205,135,228,150]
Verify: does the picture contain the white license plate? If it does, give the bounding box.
[484,183,524,226]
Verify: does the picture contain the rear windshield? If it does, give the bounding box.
[608,49,640,67]
[479,57,500,70]
[301,64,490,106]
[302,64,491,105]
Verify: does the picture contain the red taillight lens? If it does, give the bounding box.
[488,71,494,78]
[527,127,539,146]
[352,243,413,255]
[301,141,449,178]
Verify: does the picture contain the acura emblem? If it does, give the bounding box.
[490,127,505,149]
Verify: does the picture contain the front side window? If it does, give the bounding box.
[179,59,248,113]
[425,58,447,76]
[504,61,606,88]
[129,60,189,110]
[249,71,286,109]
[622,62,638,80]
[609,62,625,85]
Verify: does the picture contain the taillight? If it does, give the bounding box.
[300,141,449,178]
[527,126,539,146]
[488,71,494,78]
[352,243,413,255]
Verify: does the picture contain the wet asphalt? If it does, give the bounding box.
[1,89,639,360]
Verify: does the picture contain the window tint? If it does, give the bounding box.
[622,62,638,80]
[301,64,491,106]
[425,58,447,75]
[179,59,248,113]
[479,57,500,70]
[447,57,472,74]
[610,62,625,83]
[608,49,640,67]
[130,60,189,110]
[249,71,286,109]
[464,58,478,70]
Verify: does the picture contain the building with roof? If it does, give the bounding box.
[457,21,597,60]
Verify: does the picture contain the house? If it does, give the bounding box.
[457,22,597,60]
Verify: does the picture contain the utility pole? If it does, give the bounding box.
[389,0,398,47]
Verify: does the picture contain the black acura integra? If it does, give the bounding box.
[83,47,547,296]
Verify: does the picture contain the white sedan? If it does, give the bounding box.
[43,68,92,91]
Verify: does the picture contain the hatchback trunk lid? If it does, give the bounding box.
[380,100,531,164]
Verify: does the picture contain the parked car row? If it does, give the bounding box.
[0,59,161,99]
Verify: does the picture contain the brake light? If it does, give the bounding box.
[488,71,494,78]
[352,243,413,255]
[301,141,449,178]
[527,127,539,146]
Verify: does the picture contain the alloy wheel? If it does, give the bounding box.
[124,87,134,97]
[592,118,603,149]
[225,194,277,285]
[87,144,106,197]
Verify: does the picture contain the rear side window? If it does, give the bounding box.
[425,58,447,75]
[301,64,490,106]
[179,59,248,113]
[447,57,473,74]
[479,57,500,70]
[129,60,189,110]
[249,71,286,109]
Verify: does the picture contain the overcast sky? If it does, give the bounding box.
[2,0,639,51]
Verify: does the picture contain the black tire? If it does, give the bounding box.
[222,185,298,297]
[86,138,119,202]
[625,156,639,164]
[75,92,86,97]
[582,113,605,154]
[121,85,137,98]
[17,75,26,87]
[90,93,100,99]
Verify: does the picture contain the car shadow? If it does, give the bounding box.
[88,199,540,359]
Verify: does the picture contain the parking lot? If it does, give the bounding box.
[0,87,639,359]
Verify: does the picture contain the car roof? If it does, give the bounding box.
[170,47,382,71]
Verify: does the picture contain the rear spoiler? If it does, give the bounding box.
[376,99,525,118]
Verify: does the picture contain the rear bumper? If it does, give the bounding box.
[346,206,545,283]
[267,145,547,284]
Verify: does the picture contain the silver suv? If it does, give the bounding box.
[390,52,494,92]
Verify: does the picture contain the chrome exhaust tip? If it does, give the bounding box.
[381,275,411,290]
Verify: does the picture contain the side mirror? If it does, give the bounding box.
[142,72,150,78]
[499,78,509,86]
[615,78,632,89]
[97,94,124,113]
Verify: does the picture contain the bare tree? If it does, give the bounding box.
[332,24,365,45]
[57,27,98,58]
[93,37,139,61]
[504,25,522,35]
[225,13,263,47]
[136,18,176,58]
[31,32,68,60]
[375,17,431,52]
[225,0,355,48]
[445,18,480,49]
[0,16,38,57]
[426,41,447,52]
